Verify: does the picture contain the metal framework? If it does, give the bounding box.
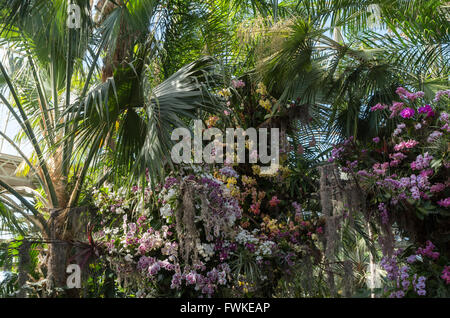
[0,153,37,191]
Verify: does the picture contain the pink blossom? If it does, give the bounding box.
[269,196,281,207]
[395,87,408,98]
[370,103,387,112]
[441,266,450,284]
[406,91,424,101]
[231,79,245,88]
[439,112,449,123]
[389,102,404,118]
[410,152,433,170]
[437,197,450,208]
[170,273,182,289]
[400,107,415,119]
[138,244,148,255]
[373,162,388,175]
[357,169,373,177]
[417,241,439,260]
[427,131,443,143]
[185,271,197,285]
[390,160,400,167]
[250,202,260,215]
[419,169,433,178]
[393,123,406,136]
[389,152,407,161]
[430,183,445,193]
[396,87,424,101]
[393,139,419,151]
[418,104,434,117]
[433,89,450,102]
[148,262,161,276]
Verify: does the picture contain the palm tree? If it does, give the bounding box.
[248,0,449,143]
[205,1,448,151]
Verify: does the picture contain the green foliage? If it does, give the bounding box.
[0,0,448,298]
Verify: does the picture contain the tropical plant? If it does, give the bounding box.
[0,0,224,294]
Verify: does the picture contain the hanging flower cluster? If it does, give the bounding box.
[329,88,450,224]
[91,165,318,297]
[381,241,449,298]
[329,88,450,297]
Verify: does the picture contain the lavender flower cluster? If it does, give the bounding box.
[381,249,427,298]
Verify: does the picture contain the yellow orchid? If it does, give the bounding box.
[252,165,261,175]
[259,98,271,111]
[242,175,256,186]
[218,88,232,98]
[206,115,219,127]
[256,82,268,95]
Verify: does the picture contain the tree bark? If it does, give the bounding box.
[17,240,30,298]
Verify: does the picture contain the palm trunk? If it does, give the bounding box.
[367,223,377,298]
[319,165,337,297]
[17,240,30,298]
[46,209,70,293]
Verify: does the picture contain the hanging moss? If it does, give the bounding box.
[176,180,200,267]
